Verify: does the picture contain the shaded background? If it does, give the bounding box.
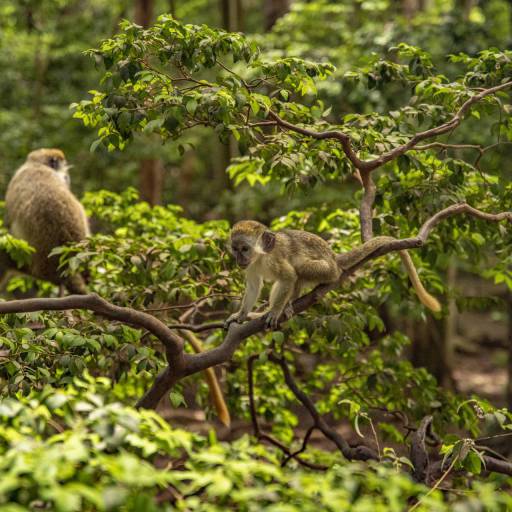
[1,0,512,406]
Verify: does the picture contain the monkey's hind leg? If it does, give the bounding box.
[296,259,340,284]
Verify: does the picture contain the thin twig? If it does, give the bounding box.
[247,355,326,470]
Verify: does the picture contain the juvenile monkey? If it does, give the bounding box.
[3,148,90,294]
[225,220,340,329]
[225,221,440,329]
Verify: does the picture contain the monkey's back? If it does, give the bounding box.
[5,164,89,282]
[278,229,336,261]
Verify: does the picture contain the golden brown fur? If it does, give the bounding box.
[226,221,340,328]
[4,149,89,293]
[227,223,441,327]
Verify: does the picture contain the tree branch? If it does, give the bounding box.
[268,81,512,172]
[0,293,182,355]
[0,204,510,414]
[268,353,378,461]
[247,355,326,470]
[185,202,512,375]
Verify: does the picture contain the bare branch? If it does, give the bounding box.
[1,204,510,415]
[415,142,482,152]
[167,321,225,333]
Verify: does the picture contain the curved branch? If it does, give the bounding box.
[268,353,378,461]
[0,293,183,355]
[185,202,512,375]
[0,293,186,410]
[0,204,510,412]
[269,81,512,172]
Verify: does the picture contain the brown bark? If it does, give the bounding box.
[135,0,164,206]
[139,158,164,205]
[263,0,290,31]
[135,0,153,26]
[507,293,512,409]
[169,0,176,16]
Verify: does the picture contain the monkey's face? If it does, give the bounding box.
[229,235,255,269]
[27,148,70,173]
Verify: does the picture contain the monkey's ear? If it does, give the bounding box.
[261,231,276,252]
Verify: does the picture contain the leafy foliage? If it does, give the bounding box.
[1,2,512,509]
[0,375,511,511]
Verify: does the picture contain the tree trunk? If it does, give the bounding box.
[135,0,164,205]
[263,0,290,31]
[217,0,243,196]
[455,0,474,21]
[135,0,153,26]
[507,293,512,409]
[139,159,164,205]
[402,0,419,20]
[441,261,457,388]
[220,0,240,31]
[410,316,445,383]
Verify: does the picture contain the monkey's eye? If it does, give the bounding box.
[48,157,59,170]
[241,246,249,253]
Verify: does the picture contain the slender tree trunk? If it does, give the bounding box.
[263,0,290,31]
[135,0,153,26]
[456,0,474,21]
[220,0,239,31]
[442,261,457,388]
[135,0,164,205]
[169,0,176,16]
[217,0,244,198]
[402,0,419,20]
[507,293,512,409]
[139,159,164,206]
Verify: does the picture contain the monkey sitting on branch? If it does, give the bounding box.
[2,148,90,294]
[225,220,440,329]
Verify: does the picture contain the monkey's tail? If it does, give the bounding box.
[181,330,231,428]
[399,250,441,313]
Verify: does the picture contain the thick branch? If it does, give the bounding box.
[0,294,183,355]
[185,203,512,375]
[1,204,510,414]
[0,294,186,410]
[269,81,512,172]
